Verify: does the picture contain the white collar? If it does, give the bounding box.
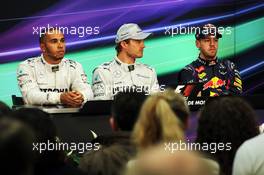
[40,54,64,72]
[114,56,135,72]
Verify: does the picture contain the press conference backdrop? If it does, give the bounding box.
[0,0,263,106]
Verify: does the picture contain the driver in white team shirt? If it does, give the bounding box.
[17,27,93,107]
[92,23,159,100]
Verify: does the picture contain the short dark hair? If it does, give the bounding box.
[39,27,62,44]
[115,39,130,54]
[112,90,147,131]
[195,24,222,40]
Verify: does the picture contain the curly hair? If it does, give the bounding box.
[132,89,190,151]
[196,96,259,175]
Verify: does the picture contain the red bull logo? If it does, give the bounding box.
[203,77,226,90]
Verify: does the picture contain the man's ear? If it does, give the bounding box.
[195,40,200,49]
[40,43,46,53]
[120,41,128,50]
[109,116,118,131]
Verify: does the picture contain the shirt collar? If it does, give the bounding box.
[115,56,135,72]
[40,54,64,72]
[198,56,218,66]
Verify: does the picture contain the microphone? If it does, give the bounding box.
[128,65,134,72]
[52,66,59,72]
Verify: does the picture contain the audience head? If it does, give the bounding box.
[12,108,57,143]
[0,117,35,175]
[11,108,65,171]
[110,90,147,131]
[0,101,11,117]
[125,144,220,175]
[196,96,259,175]
[79,144,132,175]
[132,89,190,151]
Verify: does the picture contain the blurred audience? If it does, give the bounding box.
[0,117,35,175]
[79,144,131,175]
[196,96,259,175]
[11,107,86,175]
[132,89,190,151]
[92,90,146,155]
[0,101,11,117]
[110,90,147,132]
[125,144,220,175]
[2,90,263,175]
[232,133,264,175]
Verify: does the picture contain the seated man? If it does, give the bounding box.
[178,24,242,97]
[17,27,93,107]
[92,23,159,100]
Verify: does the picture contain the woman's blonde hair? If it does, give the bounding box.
[132,89,190,150]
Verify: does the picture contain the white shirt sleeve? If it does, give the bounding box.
[71,62,93,102]
[17,63,61,105]
[92,67,113,100]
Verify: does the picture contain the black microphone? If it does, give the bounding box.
[128,65,134,72]
[52,66,59,72]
